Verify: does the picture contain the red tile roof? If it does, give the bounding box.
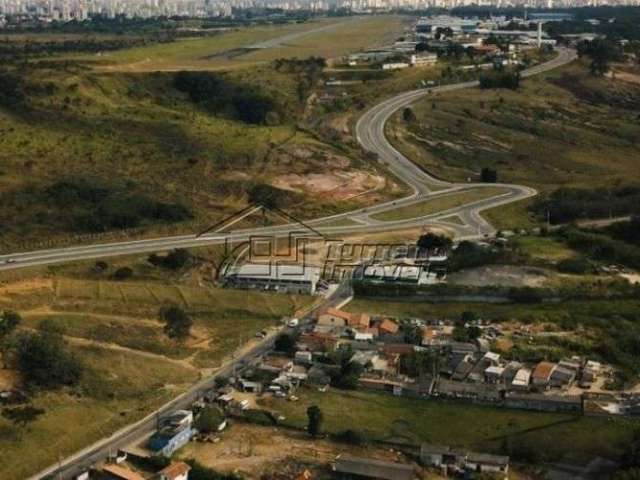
[159,462,191,480]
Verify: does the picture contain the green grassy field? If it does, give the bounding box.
[82,16,406,72]
[262,387,637,462]
[387,60,640,230]
[0,345,198,480]
[371,187,508,221]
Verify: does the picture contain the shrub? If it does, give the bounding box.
[113,267,133,280]
[557,256,593,274]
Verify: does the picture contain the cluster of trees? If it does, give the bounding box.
[148,248,193,270]
[275,56,325,103]
[194,405,225,433]
[452,311,482,342]
[399,350,438,377]
[247,183,298,210]
[479,71,520,90]
[45,177,191,233]
[604,216,640,246]
[576,38,623,76]
[417,232,452,251]
[325,345,363,390]
[159,305,193,340]
[544,6,640,42]
[173,71,280,125]
[448,240,504,271]
[0,37,153,63]
[0,70,24,108]
[557,226,640,270]
[6,318,84,389]
[532,186,640,224]
[481,167,498,183]
[274,332,298,357]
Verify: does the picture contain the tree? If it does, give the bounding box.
[461,311,479,325]
[248,183,292,209]
[14,327,83,389]
[403,323,422,345]
[400,350,438,377]
[195,406,225,434]
[328,346,363,389]
[274,333,297,356]
[481,167,498,183]
[113,266,133,280]
[2,406,45,431]
[402,107,416,123]
[163,248,192,270]
[417,233,453,251]
[93,261,108,273]
[0,70,25,108]
[159,305,192,340]
[306,405,323,436]
[0,311,20,339]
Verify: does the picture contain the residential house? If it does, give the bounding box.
[102,464,145,480]
[332,454,415,480]
[148,424,194,457]
[294,351,313,364]
[378,319,400,335]
[485,365,505,384]
[420,444,510,477]
[238,379,262,393]
[502,361,523,385]
[466,452,509,477]
[511,368,531,391]
[420,444,465,469]
[435,378,504,402]
[317,308,351,328]
[483,351,501,365]
[317,308,370,329]
[451,354,476,381]
[549,366,576,389]
[532,362,557,389]
[157,462,191,480]
[467,358,491,383]
[350,327,378,341]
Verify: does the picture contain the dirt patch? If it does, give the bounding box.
[0,369,20,390]
[273,170,385,200]
[0,278,53,302]
[180,423,407,479]
[448,265,551,288]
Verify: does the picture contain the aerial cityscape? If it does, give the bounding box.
[0,3,639,480]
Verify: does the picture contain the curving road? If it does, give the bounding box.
[1,48,576,272]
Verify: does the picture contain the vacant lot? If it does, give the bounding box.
[261,387,637,463]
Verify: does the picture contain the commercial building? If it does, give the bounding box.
[223,263,321,295]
